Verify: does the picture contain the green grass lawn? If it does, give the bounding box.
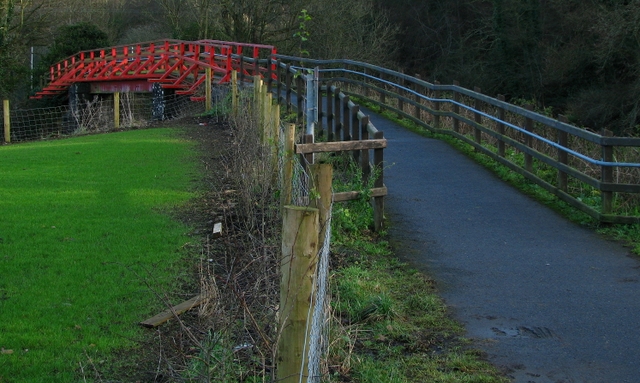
[0,128,198,382]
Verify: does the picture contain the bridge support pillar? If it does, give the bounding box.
[152,83,170,121]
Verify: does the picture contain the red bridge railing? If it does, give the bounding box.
[33,39,277,99]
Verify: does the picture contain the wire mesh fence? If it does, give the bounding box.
[3,93,206,144]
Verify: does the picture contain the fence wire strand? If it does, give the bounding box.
[306,210,332,383]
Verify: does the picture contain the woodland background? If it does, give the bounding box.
[1,0,638,135]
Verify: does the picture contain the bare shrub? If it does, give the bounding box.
[144,89,283,383]
[72,96,113,134]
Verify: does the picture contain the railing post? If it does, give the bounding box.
[305,68,319,137]
[453,81,460,133]
[254,53,260,77]
[361,116,370,180]
[524,104,534,172]
[351,105,360,163]
[266,58,273,90]
[334,88,342,141]
[373,131,385,231]
[326,85,334,141]
[285,63,292,114]
[3,99,10,143]
[341,95,350,142]
[278,205,319,383]
[239,55,245,83]
[601,129,614,216]
[276,60,282,104]
[317,71,323,138]
[497,95,506,157]
[397,71,404,118]
[434,81,441,128]
[304,133,314,165]
[297,74,304,126]
[557,115,569,192]
[413,75,422,121]
[473,86,482,149]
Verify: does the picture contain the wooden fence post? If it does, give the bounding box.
[557,115,569,192]
[363,68,370,98]
[282,123,296,207]
[473,86,482,149]
[270,102,280,173]
[413,75,422,121]
[205,67,212,111]
[373,131,385,231]
[262,81,271,142]
[433,81,441,128]
[254,75,262,108]
[310,163,333,236]
[453,81,460,133]
[232,70,239,118]
[524,104,534,172]
[601,129,614,216]
[114,92,120,130]
[272,102,281,144]
[497,95,506,157]
[278,206,319,383]
[3,99,10,143]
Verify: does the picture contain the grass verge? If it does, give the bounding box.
[0,128,198,382]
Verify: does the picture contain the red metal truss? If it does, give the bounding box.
[32,40,277,99]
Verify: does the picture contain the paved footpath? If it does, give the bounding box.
[368,112,640,383]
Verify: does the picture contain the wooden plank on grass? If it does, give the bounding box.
[139,295,205,328]
[333,186,388,202]
[295,139,387,154]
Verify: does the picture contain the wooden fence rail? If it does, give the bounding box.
[271,56,640,224]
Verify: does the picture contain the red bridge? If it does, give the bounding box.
[33,39,277,100]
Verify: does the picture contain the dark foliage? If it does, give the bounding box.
[377,0,640,135]
[40,22,110,69]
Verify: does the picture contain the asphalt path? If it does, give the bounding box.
[366,112,640,383]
